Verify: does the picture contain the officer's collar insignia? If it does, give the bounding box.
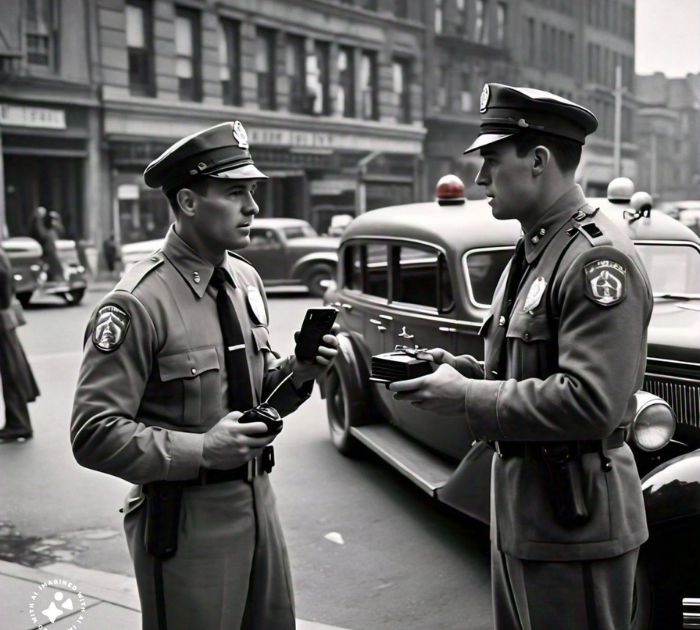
[232,121,249,149]
[246,286,267,325]
[480,84,490,113]
[583,259,627,307]
[523,276,547,313]
[92,304,131,352]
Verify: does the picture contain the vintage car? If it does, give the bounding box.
[1,237,87,306]
[320,177,700,629]
[121,218,339,296]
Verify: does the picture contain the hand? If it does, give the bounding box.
[389,363,469,416]
[201,411,276,470]
[417,348,484,379]
[291,323,340,386]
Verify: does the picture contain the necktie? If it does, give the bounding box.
[210,267,255,411]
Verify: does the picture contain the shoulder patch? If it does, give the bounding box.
[583,259,627,307]
[92,304,131,352]
[116,254,164,294]
[227,251,253,266]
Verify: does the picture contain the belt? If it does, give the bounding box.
[494,428,626,459]
[180,447,276,486]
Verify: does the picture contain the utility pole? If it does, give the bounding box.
[0,127,5,241]
[613,64,623,177]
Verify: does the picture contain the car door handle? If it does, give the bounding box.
[398,326,414,340]
[439,326,457,333]
[341,303,353,311]
[369,319,382,325]
[379,314,393,321]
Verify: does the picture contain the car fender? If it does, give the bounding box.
[290,252,338,279]
[642,448,700,528]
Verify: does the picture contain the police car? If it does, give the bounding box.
[320,176,700,630]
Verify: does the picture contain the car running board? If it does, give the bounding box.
[349,425,454,496]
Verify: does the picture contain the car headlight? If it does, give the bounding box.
[632,391,676,452]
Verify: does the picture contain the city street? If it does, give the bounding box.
[0,287,492,630]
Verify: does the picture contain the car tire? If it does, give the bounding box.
[63,288,85,306]
[17,292,32,308]
[630,550,653,630]
[325,364,363,457]
[304,264,335,298]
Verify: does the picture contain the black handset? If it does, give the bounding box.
[295,307,338,362]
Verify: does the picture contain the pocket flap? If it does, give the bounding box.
[251,325,272,353]
[158,347,220,381]
[506,313,552,342]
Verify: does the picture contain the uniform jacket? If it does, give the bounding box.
[71,226,311,486]
[465,186,652,561]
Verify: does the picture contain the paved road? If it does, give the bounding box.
[0,288,492,629]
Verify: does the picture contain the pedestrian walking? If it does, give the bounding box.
[28,206,65,282]
[71,121,338,630]
[390,84,651,629]
[0,247,38,441]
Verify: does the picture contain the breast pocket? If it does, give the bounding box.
[505,312,556,379]
[157,347,221,426]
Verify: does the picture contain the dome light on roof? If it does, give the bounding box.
[436,174,466,206]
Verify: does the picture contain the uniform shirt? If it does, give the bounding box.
[466,185,653,561]
[71,226,311,486]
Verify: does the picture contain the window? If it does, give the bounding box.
[249,228,280,248]
[25,0,56,67]
[307,41,331,115]
[395,246,453,310]
[360,51,378,120]
[344,245,363,291]
[286,35,306,113]
[460,72,472,111]
[496,2,507,46]
[126,0,154,96]
[392,58,411,123]
[435,0,443,34]
[475,0,489,44]
[175,7,202,102]
[282,224,317,239]
[219,18,241,105]
[337,46,355,117]
[256,28,276,110]
[636,244,700,296]
[436,64,448,110]
[463,247,514,306]
[365,244,389,298]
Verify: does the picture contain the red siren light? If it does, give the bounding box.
[436,174,466,206]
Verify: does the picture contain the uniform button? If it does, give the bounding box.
[191,367,197,375]
[523,332,531,341]
[538,227,546,236]
[498,315,506,327]
[193,271,201,284]
[150,256,158,262]
[531,235,539,244]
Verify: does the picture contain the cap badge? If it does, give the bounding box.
[233,121,249,149]
[523,277,547,313]
[480,84,490,113]
[246,286,267,325]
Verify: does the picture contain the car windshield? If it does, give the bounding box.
[282,225,317,239]
[635,243,700,298]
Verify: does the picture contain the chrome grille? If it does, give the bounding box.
[644,374,700,428]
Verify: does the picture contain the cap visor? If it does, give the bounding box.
[208,163,269,180]
[463,132,517,154]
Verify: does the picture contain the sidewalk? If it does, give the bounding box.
[0,559,350,630]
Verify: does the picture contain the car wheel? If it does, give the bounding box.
[63,288,85,306]
[304,264,335,298]
[325,365,362,456]
[630,550,653,630]
[17,292,32,308]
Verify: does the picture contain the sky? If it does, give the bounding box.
[636,0,700,77]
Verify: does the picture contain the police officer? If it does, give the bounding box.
[0,247,38,441]
[391,84,651,629]
[71,121,338,629]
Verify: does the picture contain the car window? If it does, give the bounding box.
[395,245,453,310]
[249,229,279,247]
[283,225,318,239]
[365,244,389,299]
[463,247,514,307]
[636,243,700,295]
[344,245,363,291]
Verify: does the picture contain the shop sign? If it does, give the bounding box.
[0,103,66,129]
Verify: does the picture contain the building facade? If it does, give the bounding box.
[0,0,101,243]
[99,0,426,245]
[422,0,638,197]
[636,72,700,202]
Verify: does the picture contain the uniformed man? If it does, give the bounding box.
[71,121,338,629]
[391,84,652,629]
